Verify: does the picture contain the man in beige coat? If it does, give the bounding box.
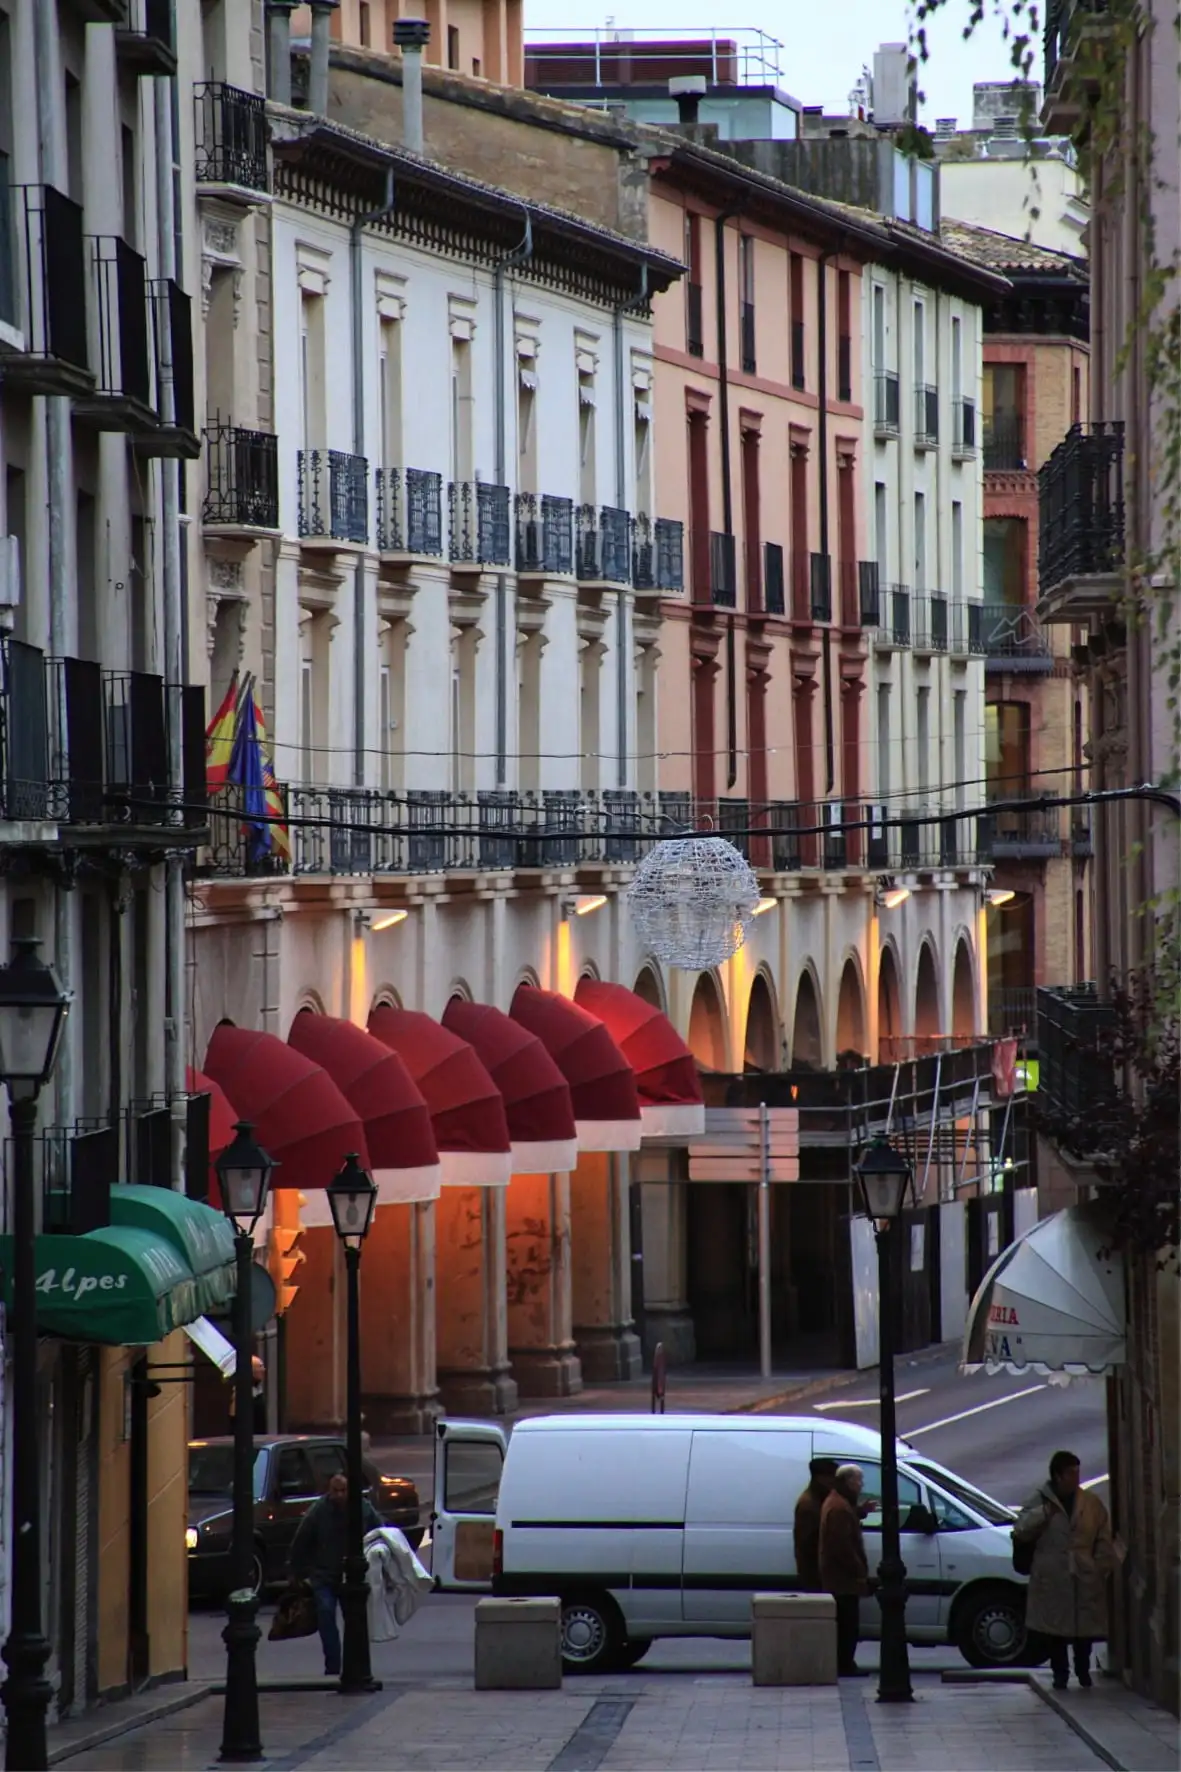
[1014,1449,1115,1689]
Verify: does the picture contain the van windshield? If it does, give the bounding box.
[907,1462,1014,1525]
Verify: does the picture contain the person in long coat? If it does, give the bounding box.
[794,1458,839,1592]
[1014,1448,1115,1689]
[819,1463,870,1676]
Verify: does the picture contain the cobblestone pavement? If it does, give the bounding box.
[57,1674,1121,1772]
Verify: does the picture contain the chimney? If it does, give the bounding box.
[669,74,706,126]
[395,18,431,155]
[308,1,340,116]
[266,0,299,105]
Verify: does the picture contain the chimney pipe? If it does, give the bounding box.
[308,1,339,116]
[266,0,298,105]
[669,75,706,126]
[394,18,431,156]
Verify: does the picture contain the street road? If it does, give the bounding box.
[188,1348,1107,1683]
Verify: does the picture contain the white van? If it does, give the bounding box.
[430,1414,1032,1675]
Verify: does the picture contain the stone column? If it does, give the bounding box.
[638,1149,695,1365]
[571,1152,642,1382]
[284,1225,344,1431]
[506,1171,583,1397]
[359,1201,440,1435]
[435,1187,517,1416]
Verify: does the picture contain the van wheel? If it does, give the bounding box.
[560,1594,623,1675]
[955,1587,1038,1668]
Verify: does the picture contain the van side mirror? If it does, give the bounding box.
[904,1504,938,1536]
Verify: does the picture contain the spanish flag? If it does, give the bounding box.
[249,681,291,861]
[205,673,240,790]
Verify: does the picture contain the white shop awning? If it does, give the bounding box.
[184,1315,237,1377]
[962,1205,1126,1377]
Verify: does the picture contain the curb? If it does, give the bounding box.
[49,1683,212,1766]
[1028,1677,1127,1772]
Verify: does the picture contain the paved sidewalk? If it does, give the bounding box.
[54,1672,1136,1772]
[1031,1671,1180,1772]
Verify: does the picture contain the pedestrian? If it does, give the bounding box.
[1014,1449,1115,1690]
[794,1457,840,1592]
[289,1472,383,1677]
[819,1462,870,1677]
[227,1354,267,1434]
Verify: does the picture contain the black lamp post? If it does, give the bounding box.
[0,939,70,1772]
[854,1136,915,1706]
[215,1121,275,1763]
[326,1152,379,1695]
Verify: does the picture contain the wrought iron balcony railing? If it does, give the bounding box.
[575,504,631,583]
[912,593,949,652]
[517,492,574,575]
[988,987,1037,1038]
[874,371,900,435]
[450,479,511,566]
[982,602,1053,669]
[1044,0,1111,95]
[203,422,279,528]
[632,515,684,593]
[979,803,1062,857]
[0,184,91,396]
[376,465,447,555]
[1038,420,1125,594]
[915,383,939,448]
[953,396,976,457]
[871,585,911,649]
[194,82,270,194]
[982,411,1026,470]
[1035,981,1118,1130]
[73,235,153,431]
[298,449,368,543]
[114,0,176,74]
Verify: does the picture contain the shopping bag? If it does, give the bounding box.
[268,1582,317,1640]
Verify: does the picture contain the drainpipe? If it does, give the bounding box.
[352,169,397,787]
[266,0,298,104]
[492,209,534,784]
[613,265,648,789]
[308,1,339,116]
[715,206,742,788]
[817,251,835,796]
[393,18,430,155]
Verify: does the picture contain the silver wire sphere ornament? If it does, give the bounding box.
[627,837,762,969]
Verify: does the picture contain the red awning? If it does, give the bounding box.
[443,1000,579,1173]
[368,1007,513,1187]
[509,986,642,1152]
[575,980,705,1138]
[287,1014,441,1206]
[203,1025,371,1229]
[186,1064,238,1211]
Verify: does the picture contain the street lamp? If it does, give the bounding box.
[326,1152,379,1695]
[854,1136,915,1706]
[215,1121,275,1763]
[0,939,70,1772]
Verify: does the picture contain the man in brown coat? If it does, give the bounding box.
[820,1462,870,1676]
[794,1458,839,1592]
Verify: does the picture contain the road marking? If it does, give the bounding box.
[1083,1473,1110,1489]
[813,1388,930,1412]
[906,1384,1047,1437]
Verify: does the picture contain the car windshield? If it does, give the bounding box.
[189,1444,268,1503]
[907,1461,1015,1525]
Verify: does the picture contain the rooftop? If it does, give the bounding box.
[941,217,1088,278]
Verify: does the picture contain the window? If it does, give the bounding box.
[874,481,888,576]
[951,501,963,600]
[300,293,326,451]
[837,269,852,400]
[812,1460,922,1529]
[299,654,315,783]
[580,638,601,791]
[877,684,891,798]
[634,396,652,517]
[872,283,886,370]
[917,686,930,798]
[953,691,966,811]
[790,253,805,389]
[121,124,137,250]
[451,337,473,482]
[444,1441,503,1515]
[739,234,756,373]
[914,491,926,591]
[578,370,596,505]
[982,364,1025,467]
[983,517,1027,606]
[308,1444,347,1491]
[518,373,537,493]
[276,1447,315,1496]
[1071,364,1082,427]
[65,71,83,202]
[379,661,392,793]
[951,315,962,404]
[986,701,1031,792]
[685,212,703,356]
[359,1,371,46]
[379,317,403,472]
[907,1463,1015,1527]
[913,298,925,387]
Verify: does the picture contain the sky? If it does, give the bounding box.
[520,1,1031,129]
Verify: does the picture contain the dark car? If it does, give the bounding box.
[187,1434,420,1600]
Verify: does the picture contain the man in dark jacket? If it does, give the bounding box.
[794,1458,839,1592]
[290,1473,383,1676]
[819,1463,870,1676]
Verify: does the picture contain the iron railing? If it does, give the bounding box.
[1044,0,1110,92]
[298,449,368,543]
[953,396,976,456]
[740,300,756,374]
[84,234,151,410]
[912,593,949,652]
[632,515,684,592]
[148,276,196,440]
[874,371,900,434]
[1036,981,1118,1129]
[194,82,269,193]
[686,281,704,357]
[763,542,785,615]
[575,503,631,583]
[450,480,511,566]
[1,185,89,377]
[981,602,1053,669]
[871,585,911,648]
[0,163,16,329]
[988,988,1037,1038]
[203,421,279,528]
[203,780,292,878]
[516,492,574,574]
[405,467,444,556]
[980,803,1061,857]
[915,383,939,447]
[1038,421,1125,593]
[983,411,1025,470]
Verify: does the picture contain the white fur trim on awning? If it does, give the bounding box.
[439,1148,514,1188]
[575,1117,643,1153]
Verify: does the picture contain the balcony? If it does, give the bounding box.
[858,561,881,627]
[143,277,199,458]
[396,467,444,557]
[953,397,976,458]
[72,236,154,435]
[914,383,939,449]
[194,83,270,201]
[762,542,785,615]
[114,0,177,74]
[1043,1,1112,132]
[686,282,704,357]
[872,585,911,651]
[1035,982,1118,1131]
[516,493,573,576]
[451,480,511,568]
[981,602,1054,671]
[980,803,1061,859]
[298,449,368,545]
[982,412,1026,470]
[988,987,1037,1038]
[912,593,949,654]
[0,185,93,397]
[203,422,279,530]
[632,515,684,594]
[809,552,832,623]
[204,781,291,878]
[575,504,631,584]
[709,531,737,608]
[1038,421,1125,616]
[874,371,900,436]
[39,1121,117,1237]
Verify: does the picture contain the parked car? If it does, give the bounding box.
[187,1434,420,1600]
[430,1414,1035,1674]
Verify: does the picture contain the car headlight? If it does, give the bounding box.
[185,1527,199,1551]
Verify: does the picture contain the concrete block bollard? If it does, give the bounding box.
[474,1596,563,1690]
[751,1593,838,1686]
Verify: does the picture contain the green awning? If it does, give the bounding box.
[0,1189,237,1346]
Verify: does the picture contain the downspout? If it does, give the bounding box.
[613,265,649,789]
[493,210,533,785]
[351,169,397,787]
[817,251,835,796]
[715,206,742,789]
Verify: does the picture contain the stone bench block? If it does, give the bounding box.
[751,1592,838,1686]
[474,1596,562,1690]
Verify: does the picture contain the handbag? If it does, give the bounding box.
[1012,1532,1036,1577]
[269,1581,317,1640]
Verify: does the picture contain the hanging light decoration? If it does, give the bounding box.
[627,837,762,970]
